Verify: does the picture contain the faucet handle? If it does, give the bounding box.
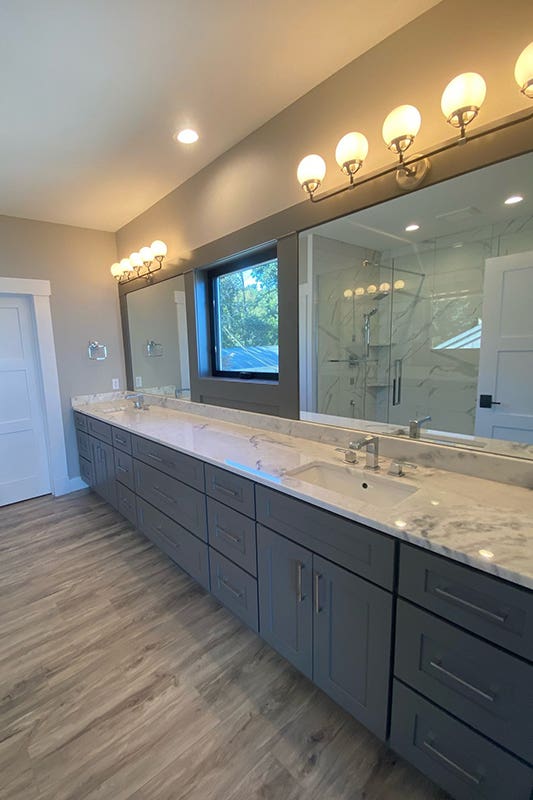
[388,459,418,477]
[335,447,358,464]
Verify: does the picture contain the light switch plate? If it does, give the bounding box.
[135,376,143,388]
[112,378,120,390]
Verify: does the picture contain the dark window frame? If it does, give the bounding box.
[207,245,279,381]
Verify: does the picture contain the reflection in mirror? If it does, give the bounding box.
[126,275,190,398]
[299,152,533,458]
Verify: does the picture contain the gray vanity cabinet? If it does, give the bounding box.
[257,524,314,678]
[313,556,392,739]
[90,437,116,508]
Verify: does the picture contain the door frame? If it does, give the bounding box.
[0,277,70,496]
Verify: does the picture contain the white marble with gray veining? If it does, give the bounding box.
[72,394,533,590]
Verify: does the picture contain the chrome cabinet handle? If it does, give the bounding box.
[116,464,129,473]
[152,485,175,504]
[219,575,243,599]
[429,660,495,703]
[314,572,322,613]
[147,452,164,463]
[216,525,240,545]
[115,435,127,444]
[296,561,304,603]
[213,482,239,498]
[434,586,507,624]
[423,741,481,786]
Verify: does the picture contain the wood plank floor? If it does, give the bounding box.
[0,491,450,800]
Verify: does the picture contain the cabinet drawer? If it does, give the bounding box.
[114,450,134,491]
[79,456,94,487]
[134,460,207,541]
[205,464,255,517]
[116,483,137,527]
[136,498,209,590]
[132,435,204,491]
[395,599,533,763]
[73,411,87,432]
[256,485,395,590]
[112,427,132,454]
[76,430,91,461]
[399,544,533,661]
[390,680,533,800]
[86,416,112,444]
[207,498,257,576]
[209,549,258,632]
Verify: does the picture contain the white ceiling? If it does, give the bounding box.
[0,0,440,231]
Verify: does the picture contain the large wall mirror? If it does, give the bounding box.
[126,274,190,398]
[298,152,533,458]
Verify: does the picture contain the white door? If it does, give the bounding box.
[475,251,533,443]
[0,294,50,505]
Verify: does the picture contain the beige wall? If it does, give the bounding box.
[116,0,533,263]
[0,215,121,479]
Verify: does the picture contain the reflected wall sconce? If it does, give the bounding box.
[297,42,533,203]
[110,240,168,283]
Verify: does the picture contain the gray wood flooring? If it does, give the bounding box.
[0,491,449,800]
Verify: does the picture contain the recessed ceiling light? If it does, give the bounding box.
[405,223,420,232]
[504,194,524,205]
[176,128,199,144]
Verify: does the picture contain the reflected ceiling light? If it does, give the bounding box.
[515,41,533,98]
[176,128,199,144]
[441,72,486,138]
[478,548,495,560]
[297,154,327,198]
[395,519,407,529]
[335,132,369,181]
[110,241,167,283]
[504,194,524,205]
[405,223,420,232]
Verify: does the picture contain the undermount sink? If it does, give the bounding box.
[286,461,418,507]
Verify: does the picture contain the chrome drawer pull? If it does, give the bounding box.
[423,741,481,786]
[213,482,239,498]
[219,575,243,599]
[314,572,322,613]
[116,464,129,473]
[152,485,175,504]
[147,452,164,463]
[216,525,240,545]
[296,561,304,603]
[434,586,507,624]
[115,435,127,444]
[121,498,131,509]
[429,660,495,703]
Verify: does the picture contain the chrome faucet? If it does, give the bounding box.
[126,393,146,410]
[408,416,431,439]
[349,435,380,471]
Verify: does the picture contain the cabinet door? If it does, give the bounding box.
[313,555,392,740]
[257,525,313,678]
[90,438,116,508]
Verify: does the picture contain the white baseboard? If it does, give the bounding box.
[54,476,88,496]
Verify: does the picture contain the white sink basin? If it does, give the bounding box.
[286,461,418,507]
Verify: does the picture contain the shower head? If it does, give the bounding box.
[365,307,378,318]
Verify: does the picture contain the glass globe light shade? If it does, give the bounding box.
[110,262,122,278]
[379,282,391,292]
[367,284,377,294]
[297,154,326,195]
[382,105,421,152]
[515,42,533,98]
[343,288,353,298]
[441,73,486,129]
[394,279,406,290]
[120,257,133,273]
[355,287,365,296]
[151,240,168,258]
[129,252,142,268]
[335,132,369,177]
[139,246,154,264]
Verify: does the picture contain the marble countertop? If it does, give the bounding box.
[73,399,533,590]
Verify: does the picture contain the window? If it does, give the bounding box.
[209,249,279,379]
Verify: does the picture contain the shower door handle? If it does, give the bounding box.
[392,359,402,406]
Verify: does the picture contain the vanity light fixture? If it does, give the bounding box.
[110,240,168,284]
[367,284,377,294]
[515,41,533,98]
[394,279,405,290]
[504,194,524,205]
[296,45,532,204]
[405,223,420,232]
[441,72,487,139]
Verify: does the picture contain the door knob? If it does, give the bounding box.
[479,394,501,408]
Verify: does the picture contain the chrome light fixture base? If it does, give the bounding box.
[302,178,321,198]
[446,105,479,139]
[521,78,533,99]
[387,134,415,155]
[396,155,431,191]
[341,159,363,181]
